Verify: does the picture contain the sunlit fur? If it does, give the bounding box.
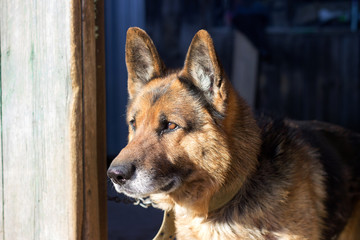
[108,27,360,240]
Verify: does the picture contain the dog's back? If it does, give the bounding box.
[257,117,360,239]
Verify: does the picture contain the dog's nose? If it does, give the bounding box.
[107,163,136,185]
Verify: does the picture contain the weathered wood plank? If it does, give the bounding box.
[1,1,75,239]
[0,56,3,240]
[82,0,106,239]
[70,0,85,239]
[94,0,108,239]
[0,0,105,239]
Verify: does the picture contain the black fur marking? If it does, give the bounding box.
[257,117,299,162]
[151,92,162,105]
[160,180,176,191]
[150,85,171,105]
[156,113,169,136]
[183,119,196,133]
[177,75,224,121]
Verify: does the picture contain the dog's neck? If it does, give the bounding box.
[208,175,244,212]
[153,175,244,240]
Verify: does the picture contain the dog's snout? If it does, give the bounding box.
[107,163,136,185]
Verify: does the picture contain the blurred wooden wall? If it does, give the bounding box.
[257,32,360,131]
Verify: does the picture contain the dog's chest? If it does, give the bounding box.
[174,210,278,240]
[173,207,309,240]
[176,219,301,240]
[175,215,236,240]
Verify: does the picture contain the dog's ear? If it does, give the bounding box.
[180,30,227,113]
[125,27,165,99]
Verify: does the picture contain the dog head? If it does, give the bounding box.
[107,27,259,212]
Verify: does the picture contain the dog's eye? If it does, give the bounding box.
[160,121,178,135]
[167,122,178,130]
[129,119,136,130]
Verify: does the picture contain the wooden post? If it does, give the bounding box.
[0,0,106,239]
[82,0,107,239]
[94,1,108,239]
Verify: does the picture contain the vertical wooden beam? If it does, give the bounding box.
[94,1,108,239]
[71,0,84,239]
[0,48,3,240]
[0,1,79,239]
[81,0,107,239]
[82,0,100,238]
[0,0,106,239]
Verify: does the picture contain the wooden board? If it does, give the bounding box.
[0,0,106,239]
[0,57,3,238]
[1,1,75,239]
[94,1,108,239]
[82,0,107,239]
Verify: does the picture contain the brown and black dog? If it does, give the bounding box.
[107,27,360,240]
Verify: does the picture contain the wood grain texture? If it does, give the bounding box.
[94,0,108,239]
[1,1,75,239]
[81,0,104,239]
[0,0,106,239]
[70,0,84,239]
[0,46,3,239]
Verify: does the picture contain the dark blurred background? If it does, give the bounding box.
[105,0,360,239]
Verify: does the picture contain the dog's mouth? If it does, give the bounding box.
[112,174,181,198]
[160,179,177,192]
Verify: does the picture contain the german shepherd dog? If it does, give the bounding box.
[107,27,360,240]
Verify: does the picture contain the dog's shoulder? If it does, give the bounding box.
[288,119,360,238]
[255,114,360,238]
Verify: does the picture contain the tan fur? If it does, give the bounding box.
[108,27,360,240]
[174,136,326,240]
[338,200,360,240]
